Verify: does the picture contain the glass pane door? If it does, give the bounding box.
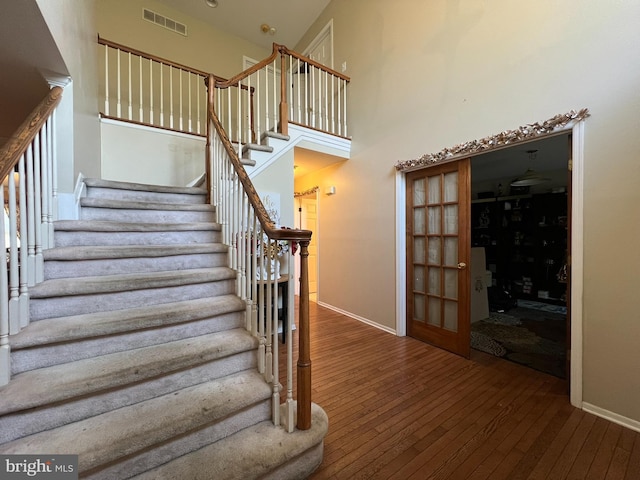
[406,159,471,357]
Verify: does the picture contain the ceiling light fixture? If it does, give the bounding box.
[205,0,218,7]
[260,23,277,35]
[510,150,551,187]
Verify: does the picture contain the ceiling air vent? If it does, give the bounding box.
[142,8,187,36]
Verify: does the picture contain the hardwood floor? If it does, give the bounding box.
[280,301,640,480]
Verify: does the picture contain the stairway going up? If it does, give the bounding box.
[0,178,328,479]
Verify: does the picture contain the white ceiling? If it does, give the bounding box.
[155,0,330,50]
[470,133,570,185]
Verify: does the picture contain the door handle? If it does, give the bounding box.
[457,262,467,270]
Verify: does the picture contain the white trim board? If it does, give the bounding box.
[582,402,640,434]
[317,301,396,336]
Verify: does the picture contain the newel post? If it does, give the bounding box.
[278,49,288,137]
[297,239,311,430]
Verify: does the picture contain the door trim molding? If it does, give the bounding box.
[303,19,334,69]
[395,121,586,408]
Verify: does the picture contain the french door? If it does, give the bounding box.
[406,159,471,357]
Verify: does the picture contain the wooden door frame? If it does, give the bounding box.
[395,121,585,409]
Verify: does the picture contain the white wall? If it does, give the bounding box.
[295,0,640,425]
[36,0,101,186]
[101,121,205,187]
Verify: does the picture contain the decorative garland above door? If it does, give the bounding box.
[394,109,589,172]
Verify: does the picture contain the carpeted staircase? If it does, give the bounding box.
[0,178,327,479]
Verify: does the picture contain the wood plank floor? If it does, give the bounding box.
[279,301,640,480]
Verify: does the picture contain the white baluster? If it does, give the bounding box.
[304,62,309,127]
[311,65,316,128]
[116,48,121,118]
[288,55,293,122]
[160,63,165,127]
[0,185,9,387]
[18,157,28,329]
[8,164,19,335]
[39,121,49,249]
[326,71,330,132]
[128,52,132,120]
[236,81,241,153]
[179,70,184,131]
[26,144,36,286]
[196,74,200,135]
[51,112,58,224]
[343,79,348,137]
[149,58,154,125]
[246,74,251,144]
[256,70,262,139]
[331,73,335,134]
[264,66,270,132]
[169,65,174,129]
[104,45,110,115]
[272,59,277,131]
[283,240,295,432]
[139,58,143,122]
[34,130,44,283]
[337,79,342,136]
[188,72,192,133]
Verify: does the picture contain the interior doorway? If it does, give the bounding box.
[468,134,571,379]
[295,193,319,302]
[399,119,585,407]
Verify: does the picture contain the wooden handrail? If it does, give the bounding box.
[98,35,217,80]
[279,44,351,82]
[207,98,311,242]
[208,86,313,428]
[215,43,350,89]
[0,86,63,182]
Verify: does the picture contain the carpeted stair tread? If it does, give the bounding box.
[43,243,226,261]
[30,267,234,298]
[80,197,216,212]
[11,294,245,349]
[84,177,207,196]
[133,403,329,480]
[0,370,271,474]
[0,328,258,416]
[54,220,221,232]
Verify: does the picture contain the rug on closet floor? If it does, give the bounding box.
[471,307,566,378]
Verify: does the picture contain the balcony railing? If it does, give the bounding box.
[98,37,350,144]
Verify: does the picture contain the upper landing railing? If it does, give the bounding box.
[98,37,351,145]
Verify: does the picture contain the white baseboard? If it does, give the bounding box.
[316,301,396,335]
[582,402,640,433]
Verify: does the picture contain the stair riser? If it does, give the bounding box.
[86,187,206,205]
[0,352,259,444]
[85,400,271,480]
[29,280,236,320]
[12,311,245,374]
[54,229,222,247]
[44,253,227,279]
[81,208,216,223]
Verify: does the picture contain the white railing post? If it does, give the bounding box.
[8,165,20,335]
[18,156,29,329]
[128,52,133,120]
[104,45,110,115]
[0,185,9,387]
[116,48,122,118]
[26,145,36,286]
[34,131,44,283]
